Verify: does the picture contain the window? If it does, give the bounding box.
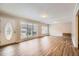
[32,24,38,36]
[27,24,33,38]
[20,21,28,40]
[4,23,13,40]
[20,21,48,40]
[42,25,48,35]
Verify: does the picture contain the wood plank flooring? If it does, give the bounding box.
[0,36,78,56]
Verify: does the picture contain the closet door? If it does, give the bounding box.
[0,17,19,46]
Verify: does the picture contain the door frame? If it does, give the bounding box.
[76,10,79,49]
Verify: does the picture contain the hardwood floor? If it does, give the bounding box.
[0,36,78,56]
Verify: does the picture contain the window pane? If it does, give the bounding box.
[42,25,48,35]
[27,23,33,38]
[20,21,27,40]
[32,24,38,36]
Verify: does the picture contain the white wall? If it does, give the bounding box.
[71,3,79,48]
[72,16,78,48]
[49,22,72,36]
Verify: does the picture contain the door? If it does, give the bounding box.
[0,17,18,46]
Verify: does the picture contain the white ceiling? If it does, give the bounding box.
[0,3,77,24]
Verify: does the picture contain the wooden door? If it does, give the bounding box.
[0,16,19,46]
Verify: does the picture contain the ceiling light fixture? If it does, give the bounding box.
[53,21,59,23]
[41,14,48,18]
